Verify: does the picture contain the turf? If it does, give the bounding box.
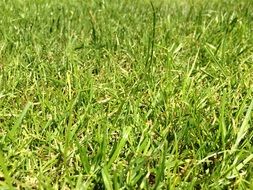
[1,0,253,189]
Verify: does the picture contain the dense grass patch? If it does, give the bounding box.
[1,0,253,189]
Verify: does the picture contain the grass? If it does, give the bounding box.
[0,0,253,189]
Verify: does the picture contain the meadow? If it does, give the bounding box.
[0,0,253,189]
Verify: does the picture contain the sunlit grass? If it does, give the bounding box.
[0,0,253,189]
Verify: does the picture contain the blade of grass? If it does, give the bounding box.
[8,101,32,141]
[102,167,113,190]
[75,137,91,174]
[232,99,253,151]
[107,126,131,169]
[154,141,167,189]
[219,88,227,150]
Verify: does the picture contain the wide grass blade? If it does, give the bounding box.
[102,167,113,190]
[8,102,32,141]
[232,99,253,151]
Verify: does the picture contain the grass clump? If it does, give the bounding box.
[0,0,253,189]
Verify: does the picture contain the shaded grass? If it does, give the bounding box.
[0,0,253,189]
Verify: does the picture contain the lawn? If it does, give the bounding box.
[0,0,253,189]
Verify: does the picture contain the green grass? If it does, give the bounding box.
[1,0,253,189]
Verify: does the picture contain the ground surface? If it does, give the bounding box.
[1,0,253,189]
